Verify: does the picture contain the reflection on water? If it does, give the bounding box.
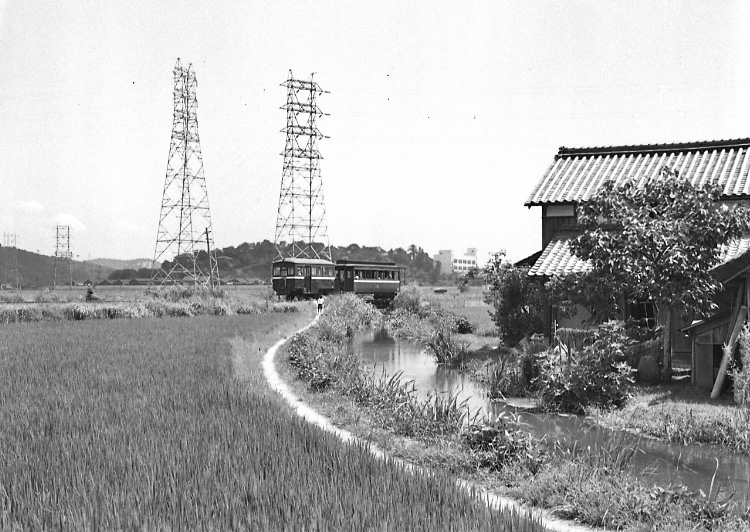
[351,328,750,502]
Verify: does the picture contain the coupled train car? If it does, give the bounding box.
[272,258,404,303]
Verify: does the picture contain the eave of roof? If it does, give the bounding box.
[528,232,750,281]
[526,138,750,207]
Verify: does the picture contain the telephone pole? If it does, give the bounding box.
[152,58,220,289]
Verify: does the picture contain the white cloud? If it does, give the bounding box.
[16,199,44,214]
[54,213,86,232]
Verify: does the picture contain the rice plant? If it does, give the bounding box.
[0,315,542,531]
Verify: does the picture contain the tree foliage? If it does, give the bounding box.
[483,251,543,346]
[570,166,750,379]
[546,271,621,326]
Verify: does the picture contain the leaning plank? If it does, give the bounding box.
[712,305,748,399]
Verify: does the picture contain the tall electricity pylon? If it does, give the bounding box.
[3,232,18,288]
[274,71,331,261]
[54,225,72,288]
[152,58,220,289]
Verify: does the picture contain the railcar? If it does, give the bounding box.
[271,257,335,299]
[334,259,403,304]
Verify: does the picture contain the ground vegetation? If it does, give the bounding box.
[0,309,534,531]
[280,293,750,531]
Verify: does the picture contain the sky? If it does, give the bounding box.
[1,1,749,264]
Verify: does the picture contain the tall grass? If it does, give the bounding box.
[289,294,474,441]
[0,316,536,531]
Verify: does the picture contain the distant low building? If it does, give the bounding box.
[433,248,478,275]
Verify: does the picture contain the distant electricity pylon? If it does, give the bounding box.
[152,58,220,289]
[274,71,331,261]
[3,232,19,288]
[54,225,72,288]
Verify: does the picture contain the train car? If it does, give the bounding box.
[272,257,335,299]
[334,259,403,304]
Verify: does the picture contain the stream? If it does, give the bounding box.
[352,327,750,503]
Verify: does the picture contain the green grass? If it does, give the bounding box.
[281,304,750,531]
[0,311,540,530]
[0,285,295,324]
[590,383,750,455]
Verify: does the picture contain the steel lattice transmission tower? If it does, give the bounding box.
[274,71,331,261]
[152,58,220,289]
[54,225,72,288]
[3,232,19,288]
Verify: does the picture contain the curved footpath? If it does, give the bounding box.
[262,317,597,532]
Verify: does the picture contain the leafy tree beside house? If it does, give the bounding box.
[484,251,543,346]
[569,166,750,381]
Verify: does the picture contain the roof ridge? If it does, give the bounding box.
[558,138,750,158]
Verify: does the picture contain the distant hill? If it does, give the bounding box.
[0,247,114,288]
[89,258,154,270]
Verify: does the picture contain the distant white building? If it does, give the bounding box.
[433,248,477,275]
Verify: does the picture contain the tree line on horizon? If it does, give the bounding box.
[110,240,443,285]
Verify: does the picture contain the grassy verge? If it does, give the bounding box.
[590,383,750,455]
[0,286,297,324]
[0,307,537,530]
[281,297,750,531]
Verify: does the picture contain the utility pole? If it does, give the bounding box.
[274,71,331,261]
[152,58,220,289]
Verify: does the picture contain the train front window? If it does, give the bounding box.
[273,266,281,276]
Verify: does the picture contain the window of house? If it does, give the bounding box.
[630,300,657,329]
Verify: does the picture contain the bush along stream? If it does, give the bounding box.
[283,292,750,531]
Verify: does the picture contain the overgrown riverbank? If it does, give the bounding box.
[280,292,750,531]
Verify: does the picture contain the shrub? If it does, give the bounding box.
[732,324,750,406]
[287,331,360,392]
[346,371,469,441]
[426,328,468,365]
[483,251,543,347]
[538,321,634,414]
[391,285,429,317]
[463,415,542,472]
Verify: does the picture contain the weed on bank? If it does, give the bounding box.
[0,314,532,531]
[285,296,750,531]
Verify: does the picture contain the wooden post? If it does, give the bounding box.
[712,305,748,399]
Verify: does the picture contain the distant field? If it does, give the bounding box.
[0,312,519,530]
[0,284,273,304]
[419,285,497,338]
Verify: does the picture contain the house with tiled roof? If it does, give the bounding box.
[525,138,750,391]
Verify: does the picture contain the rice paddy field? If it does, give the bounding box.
[0,308,536,530]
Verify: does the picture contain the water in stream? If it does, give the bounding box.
[352,327,750,503]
